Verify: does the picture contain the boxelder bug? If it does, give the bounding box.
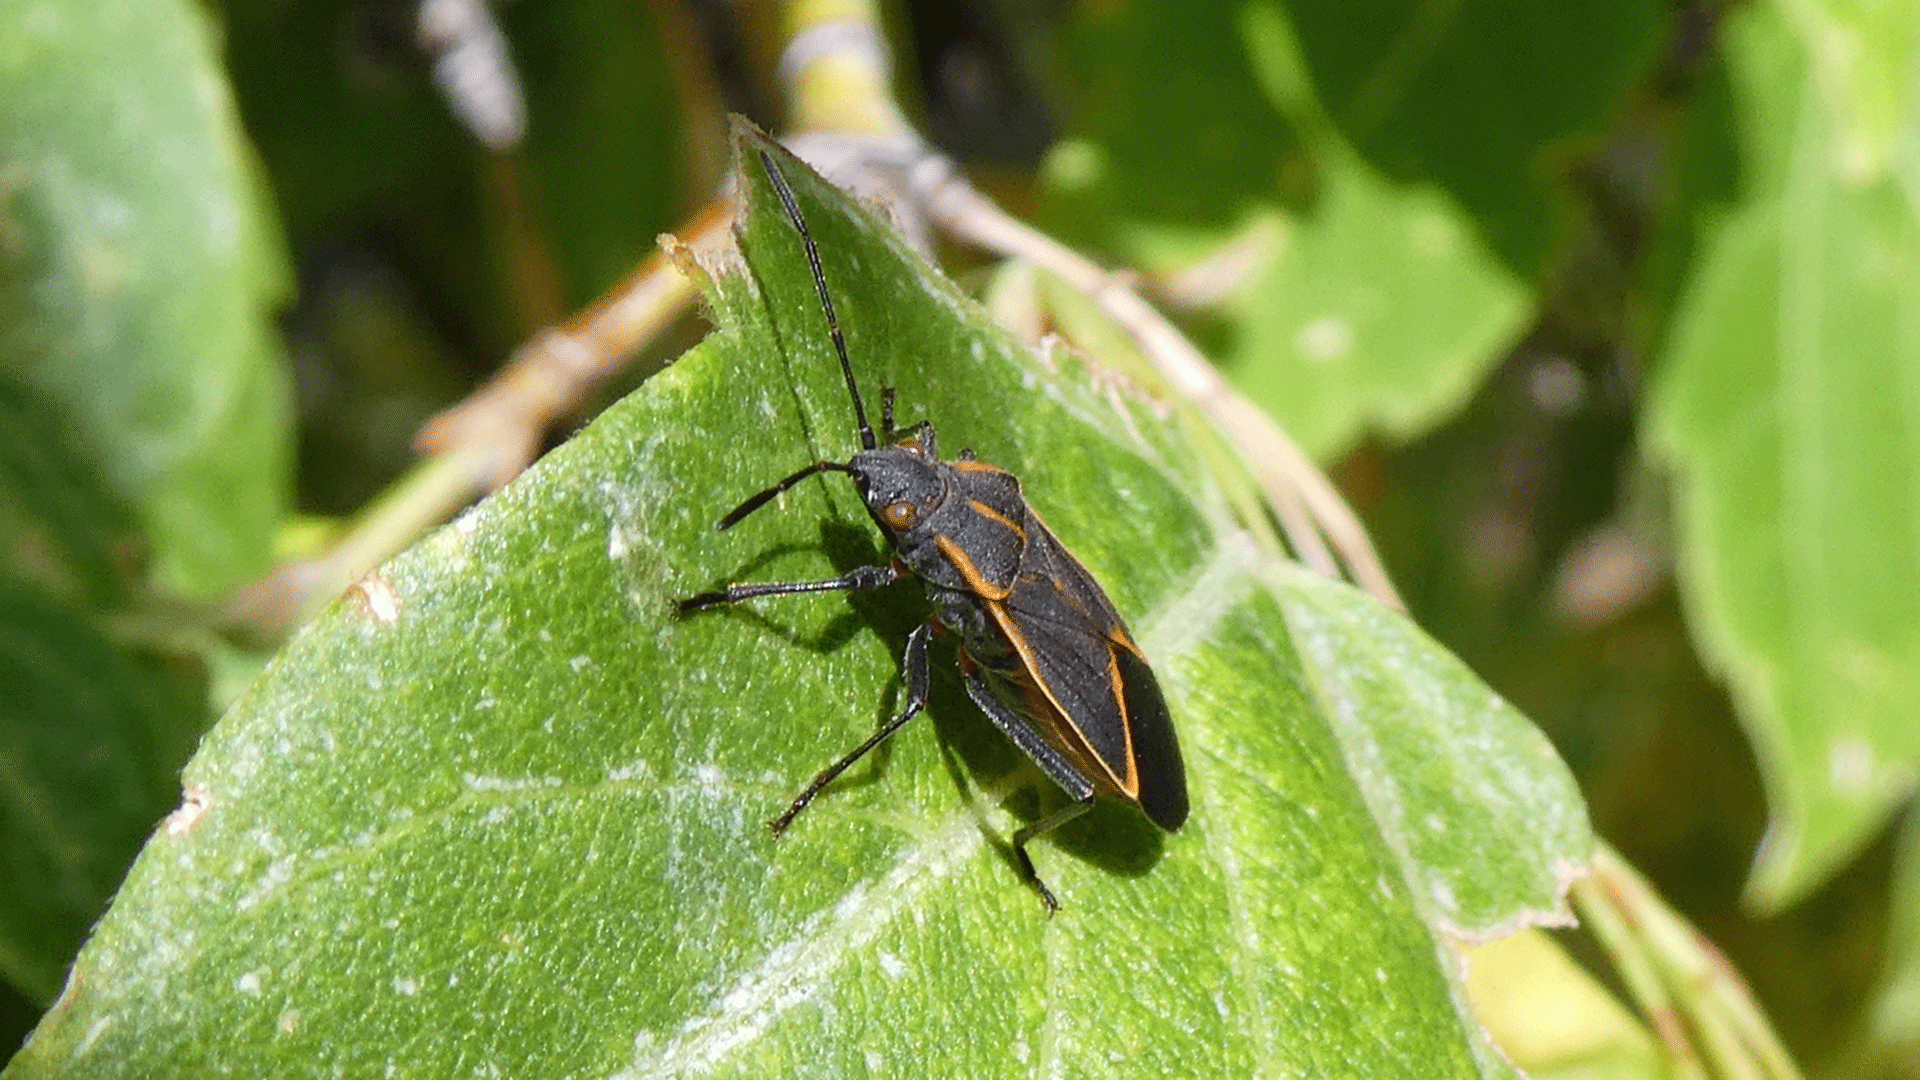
[677,149,1188,910]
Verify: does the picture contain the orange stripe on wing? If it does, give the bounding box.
[966,499,1027,541]
[979,599,1139,799]
[934,535,1011,601]
[1106,646,1138,795]
[950,459,1006,474]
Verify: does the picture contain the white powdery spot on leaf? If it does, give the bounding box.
[462,774,565,792]
[235,855,298,912]
[608,759,651,783]
[693,763,727,795]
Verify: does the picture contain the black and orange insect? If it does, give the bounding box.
[678,150,1188,910]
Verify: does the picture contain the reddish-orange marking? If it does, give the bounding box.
[951,459,1006,474]
[935,535,1010,600]
[1106,648,1139,791]
[966,499,1027,540]
[1047,576,1091,618]
[978,597,1138,799]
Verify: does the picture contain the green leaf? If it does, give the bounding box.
[1777,0,1920,183]
[0,585,191,1003]
[1282,0,1668,274]
[1274,562,1589,936]
[1041,0,1530,462]
[1648,3,1920,907]
[1209,152,1529,461]
[0,0,293,599]
[5,126,1587,1077]
[0,370,208,1005]
[1043,0,1301,235]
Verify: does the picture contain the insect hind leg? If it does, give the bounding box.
[1013,801,1093,912]
[961,667,1097,913]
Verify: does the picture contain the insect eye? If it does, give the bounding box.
[881,501,919,530]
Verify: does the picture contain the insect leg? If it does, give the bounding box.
[675,559,906,614]
[961,668,1097,912]
[1012,801,1093,913]
[715,460,855,530]
[880,386,897,441]
[771,619,934,833]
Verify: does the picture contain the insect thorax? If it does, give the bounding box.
[850,444,945,516]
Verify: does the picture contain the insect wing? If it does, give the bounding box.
[988,516,1190,831]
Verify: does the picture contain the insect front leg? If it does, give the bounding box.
[675,558,906,614]
[960,666,1097,913]
[771,619,935,833]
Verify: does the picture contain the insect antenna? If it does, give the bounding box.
[758,150,878,453]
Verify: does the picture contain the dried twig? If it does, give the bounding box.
[1574,845,1803,1080]
[415,196,731,489]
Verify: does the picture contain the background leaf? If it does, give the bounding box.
[0,584,194,1003]
[0,0,293,600]
[1040,0,1535,463]
[1283,0,1669,275]
[1647,2,1920,909]
[0,0,281,1010]
[0,373,206,1001]
[4,130,1588,1078]
[1774,0,1920,183]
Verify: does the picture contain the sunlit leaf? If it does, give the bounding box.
[1649,4,1920,907]
[5,126,1586,1078]
[1775,0,1920,183]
